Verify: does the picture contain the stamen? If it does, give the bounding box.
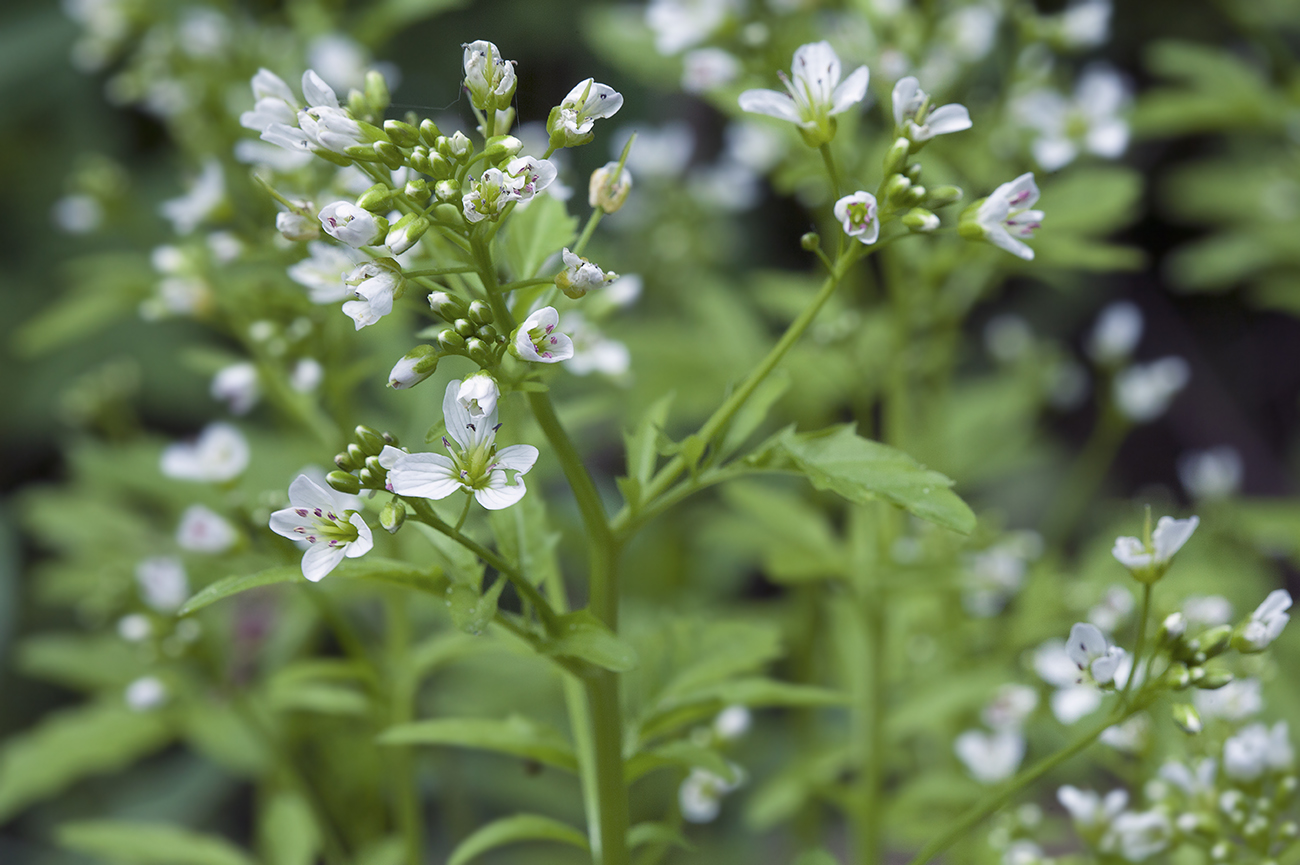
[296,508,309,517]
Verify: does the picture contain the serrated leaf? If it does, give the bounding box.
[179,557,444,616]
[447,814,588,865]
[503,194,577,281]
[0,703,173,820]
[378,715,578,772]
[545,610,640,672]
[57,820,255,865]
[754,425,975,534]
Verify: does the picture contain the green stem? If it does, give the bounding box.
[405,266,478,277]
[471,232,516,329]
[573,208,605,258]
[1121,584,1153,707]
[612,252,860,534]
[585,670,630,865]
[384,595,423,865]
[1041,404,1130,544]
[820,143,842,198]
[903,706,1139,865]
[453,493,473,532]
[499,277,557,292]
[856,588,886,865]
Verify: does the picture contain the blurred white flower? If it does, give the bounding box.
[125,676,168,711]
[966,173,1043,261]
[307,33,372,93]
[982,684,1039,731]
[1158,758,1216,798]
[290,358,323,393]
[117,614,152,642]
[1066,622,1125,686]
[160,159,225,235]
[1099,714,1149,753]
[1178,446,1243,501]
[1194,678,1262,721]
[892,76,971,143]
[289,241,363,303]
[1113,357,1189,423]
[941,3,1000,61]
[1182,595,1233,627]
[1056,0,1112,50]
[135,556,189,613]
[615,124,694,178]
[1014,66,1130,172]
[1087,301,1143,365]
[983,314,1034,364]
[647,0,737,55]
[52,194,103,234]
[161,423,249,483]
[211,362,260,415]
[561,312,631,377]
[714,705,752,740]
[176,504,237,554]
[678,766,743,822]
[1223,721,1293,782]
[1087,585,1134,632]
[962,532,1040,616]
[1235,589,1292,652]
[1058,785,1127,830]
[1108,810,1172,861]
[954,729,1024,784]
[725,122,787,173]
[683,48,741,93]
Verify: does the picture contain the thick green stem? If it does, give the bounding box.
[471,233,516,329]
[903,706,1140,865]
[585,670,630,865]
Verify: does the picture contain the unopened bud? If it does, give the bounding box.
[334,451,358,471]
[419,118,441,147]
[405,179,430,202]
[884,174,912,205]
[355,425,386,456]
[904,184,927,206]
[358,467,381,489]
[429,291,468,320]
[1159,612,1186,644]
[466,338,492,366]
[1172,703,1202,735]
[484,135,523,161]
[883,137,910,176]
[927,186,964,209]
[384,119,419,147]
[346,443,367,466]
[589,161,633,213]
[380,500,406,533]
[1196,669,1234,690]
[364,70,390,113]
[385,214,430,255]
[1276,776,1297,807]
[373,140,404,170]
[476,324,498,341]
[906,163,923,183]
[1199,625,1232,658]
[356,184,394,212]
[902,208,940,232]
[800,232,821,251]
[454,318,476,338]
[327,470,361,495]
[467,300,494,325]
[387,345,439,389]
[447,132,472,159]
[1162,662,1191,690]
[437,329,466,352]
[427,153,453,180]
[409,147,432,174]
[434,179,460,202]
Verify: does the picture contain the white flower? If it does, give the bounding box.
[961,532,1040,616]
[1237,589,1292,652]
[682,48,741,94]
[1108,810,1171,861]
[1066,622,1126,686]
[457,373,499,418]
[306,35,372,94]
[1033,639,1104,722]
[738,41,869,146]
[982,684,1039,731]
[1183,595,1233,627]
[713,705,751,740]
[688,161,762,212]
[725,122,787,173]
[561,312,631,377]
[1052,686,1104,724]
[1223,722,1293,782]
[1058,786,1128,830]
[463,40,516,110]
[161,423,249,483]
[965,173,1043,261]
[513,307,576,364]
[288,241,362,303]
[1014,66,1130,171]
[1158,758,1217,798]
[296,77,369,155]
[388,345,438,390]
[268,474,374,582]
[290,358,323,393]
[833,191,880,245]
[1194,679,1262,722]
[555,249,618,299]
[1113,357,1190,423]
[176,504,237,554]
[463,168,514,224]
[135,556,189,613]
[207,232,243,263]
[1087,584,1134,632]
[589,162,633,213]
[276,204,319,242]
[341,260,404,330]
[319,201,385,248]
[505,156,558,203]
[160,159,225,235]
[614,124,694,178]
[125,676,168,712]
[1178,447,1243,501]
[239,68,298,131]
[940,4,1001,61]
[1003,841,1044,865]
[678,766,743,823]
[52,193,103,234]
[646,0,736,55]
[1099,714,1149,753]
[954,729,1024,784]
[117,614,152,643]
[1056,0,1111,49]
[1087,301,1143,365]
[604,274,643,308]
[891,77,972,143]
[211,362,260,415]
[379,381,539,511]
[551,79,624,146]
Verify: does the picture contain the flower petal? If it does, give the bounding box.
[345,512,374,557]
[388,452,463,500]
[829,65,870,116]
[269,506,311,540]
[301,541,347,582]
[926,103,972,135]
[301,70,339,109]
[1152,515,1198,563]
[495,444,539,474]
[474,472,528,510]
[792,41,841,106]
[892,76,919,127]
[1111,536,1152,570]
[738,89,801,124]
[378,444,407,470]
[442,380,475,450]
[1067,622,1108,667]
[984,225,1035,261]
[289,474,339,514]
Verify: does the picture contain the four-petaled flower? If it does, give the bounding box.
[341,259,404,330]
[319,201,387,248]
[269,474,374,582]
[463,40,516,112]
[738,41,869,147]
[1235,589,1292,652]
[1111,515,1198,582]
[505,156,558,203]
[549,78,624,148]
[1066,622,1126,686]
[962,173,1043,261]
[513,307,575,363]
[892,77,972,144]
[457,372,499,418]
[555,248,618,299]
[463,169,512,224]
[833,191,880,245]
[161,422,249,483]
[379,380,539,511]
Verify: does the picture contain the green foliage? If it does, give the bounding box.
[446,813,589,865]
[57,820,256,865]
[378,715,579,772]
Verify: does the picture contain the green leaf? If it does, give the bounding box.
[626,822,694,852]
[488,493,561,587]
[545,610,640,672]
[795,850,841,865]
[0,703,172,820]
[178,557,445,616]
[409,631,484,681]
[16,633,146,690]
[503,194,577,280]
[753,425,976,534]
[1037,167,1143,235]
[378,715,578,772]
[718,370,790,460]
[623,392,675,498]
[447,577,506,636]
[57,820,255,865]
[259,791,319,865]
[447,814,588,865]
[625,740,738,784]
[717,481,847,582]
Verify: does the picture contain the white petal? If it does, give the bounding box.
[442,380,475,451]
[738,89,801,124]
[1112,536,1152,570]
[269,506,311,540]
[1090,647,1126,685]
[1033,136,1078,172]
[475,472,528,510]
[1067,622,1108,666]
[792,41,841,105]
[892,76,919,127]
[345,513,373,557]
[388,453,463,500]
[829,66,870,116]
[926,103,972,135]
[985,225,1035,261]
[378,444,407,470]
[539,332,575,363]
[1254,589,1293,621]
[302,541,347,582]
[289,474,339,514]
[1057,786,1099,823]
[1086,118,1129,158]
[1152,515,1198,563]
[301,69,339,109]
[1052,686,1102,724]
[252,68,296,104]
[994,172,1040,210]
[494,444,539,474]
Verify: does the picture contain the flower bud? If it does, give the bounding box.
[883,137,910,176]
[926,186,964,208]
[1161,662,1191,690]
[356,183,394,213]
[906,163,923,183]
[384,119,420,147]
[355,425,387,455]
[1188,665,1206,685]
[419,118,441,147]
[484,134,523,161]
[1278,776,1298,808]
[466,338,493,366]
[429,291,468,320]
[276,208,319,241]
[385,214,430,255]
[409,147,432,174]
[1196,669,1234,690]
[463,40,517,112]
[454,318,476,338]
[902,208,940,232]
[448,132,472,159]
[467,300,494,326]
[1199,625,1233,658]
[435,180,460,202]
[1158,612,1186,644]
[335,451,358,471]
[800,232,821,251]
[884,174,912,206]
[373,140,404,170]
[589,161,633,213]
[327,470,361,495]
[438,329,466,352]
[904,184,927,206]
[405,179,430,202]
[358,467,381,489]
[365,70,390,113]
[1172,703,1202,735]
[427,153,453,180]
[476,324,498,341]
[387,345,439,389]
[380,500,406,533]
[346,443,367,466]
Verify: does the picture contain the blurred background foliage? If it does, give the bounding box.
[4,0,1300,863]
